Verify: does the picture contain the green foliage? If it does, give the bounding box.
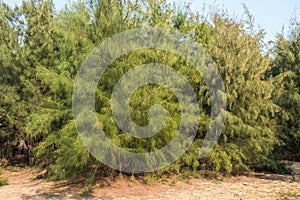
[0,3,29,159]
[24,0,95,174]
[23,0,202,179]
[0,169,8,186]
[270,26,300,161]
[0,0,297,182]
[189,14,279,174]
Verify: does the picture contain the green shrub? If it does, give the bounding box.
[0,169,8,186]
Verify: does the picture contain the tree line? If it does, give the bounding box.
[0,0,299,181]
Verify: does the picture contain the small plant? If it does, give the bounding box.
[129,174,136,182]
[278,191,300,200]
[80,185,94,197]
[144,173,159,186]
[0,169,8,186]
[5,166,26,172]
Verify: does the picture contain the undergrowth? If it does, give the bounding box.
[0,168,8,186]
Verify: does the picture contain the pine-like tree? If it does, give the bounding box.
[1,0,285,179]
[0,3,28,160]
[190,14,279,174]
[271,26,300,161]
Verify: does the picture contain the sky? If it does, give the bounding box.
[4,0,300,42]
[190,0,300,41]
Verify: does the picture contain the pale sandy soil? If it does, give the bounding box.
[0,168,299,200]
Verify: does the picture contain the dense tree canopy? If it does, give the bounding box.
[0,0,299,181]
[270,27,300,162]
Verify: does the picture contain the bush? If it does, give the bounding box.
[0,169,8,186]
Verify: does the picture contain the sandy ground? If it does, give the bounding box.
[0,168,299,200]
